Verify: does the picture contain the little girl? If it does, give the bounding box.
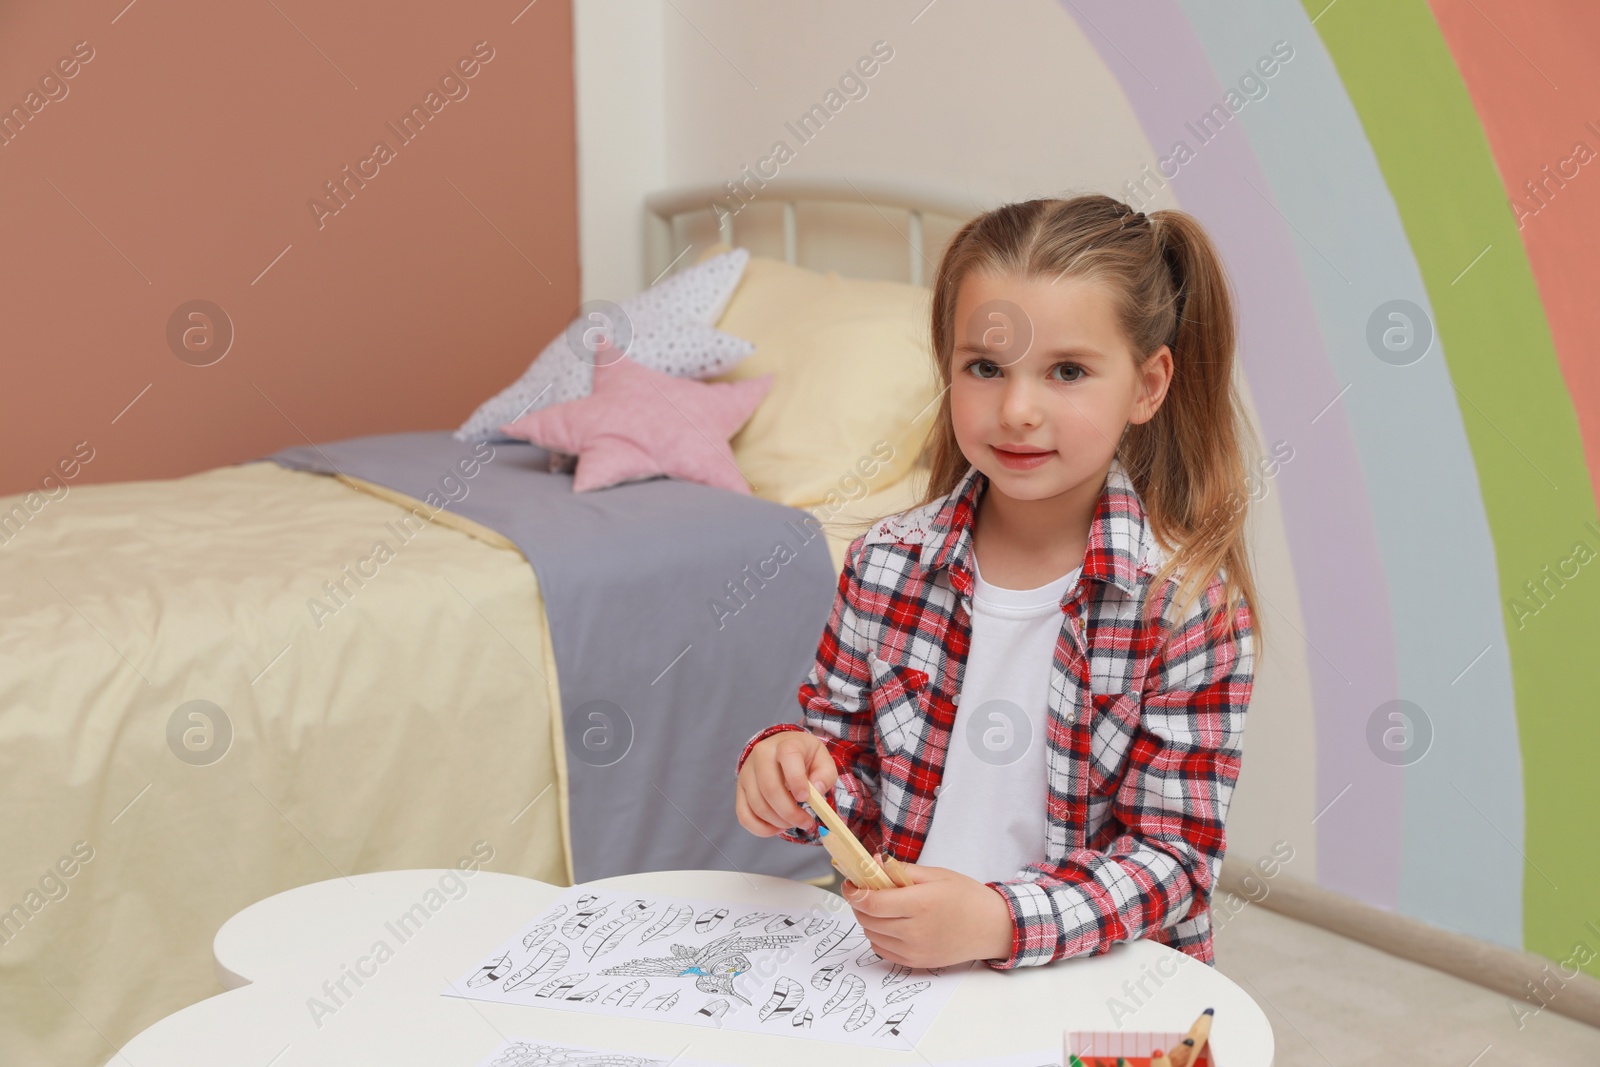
[734,194,1260,972]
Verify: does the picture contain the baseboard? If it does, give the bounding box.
[1218,860,1600,1030]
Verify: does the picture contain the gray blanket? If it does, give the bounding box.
[266,432,833,884]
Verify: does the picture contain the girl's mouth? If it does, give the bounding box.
[991,445,1055,470]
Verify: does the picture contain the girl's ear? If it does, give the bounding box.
[1131,344,1175,424]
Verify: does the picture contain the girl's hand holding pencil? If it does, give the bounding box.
[800,779,1015,969]
[736,737,1018,968]
[839,859,1016,968]
[735,730,838,837]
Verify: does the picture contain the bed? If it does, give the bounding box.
[0,180,979,1066]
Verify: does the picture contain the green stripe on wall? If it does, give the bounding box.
[1303,0,1600,973]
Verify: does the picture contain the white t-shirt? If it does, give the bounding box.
[915,555,1081,884]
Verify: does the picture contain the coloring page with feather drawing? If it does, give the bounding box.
[443,886,973,1049]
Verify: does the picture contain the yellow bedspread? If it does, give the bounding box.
[0,461,570,1067]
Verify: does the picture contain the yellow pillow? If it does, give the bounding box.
[708,253,937,510]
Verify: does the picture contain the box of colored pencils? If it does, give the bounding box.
[1064,1033,1213,1067]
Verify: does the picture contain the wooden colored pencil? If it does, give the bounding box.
[1168,1007,1214,1067]
[807,781,898,890]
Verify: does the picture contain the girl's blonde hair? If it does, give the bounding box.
[917,194,1263,655]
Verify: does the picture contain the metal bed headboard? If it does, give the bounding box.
[643,177,983,287]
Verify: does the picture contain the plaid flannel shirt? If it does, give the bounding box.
[736,457,1254,969]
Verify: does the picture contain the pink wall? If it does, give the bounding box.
[0,0,578,497]
[1429,0,1600,520]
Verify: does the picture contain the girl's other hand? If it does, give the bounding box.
[841,862,1015,968]
[735,731,839,837]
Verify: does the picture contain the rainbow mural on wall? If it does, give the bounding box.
[1055,0,1600,975]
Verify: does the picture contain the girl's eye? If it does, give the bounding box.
[962,358,1084,382]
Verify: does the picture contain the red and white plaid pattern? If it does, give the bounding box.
[737,458,1255,969]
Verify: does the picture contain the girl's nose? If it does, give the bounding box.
[999,379,1044,428]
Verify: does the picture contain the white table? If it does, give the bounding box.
[110,868,1274,1065]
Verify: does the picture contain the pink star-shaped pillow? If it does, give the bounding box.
[498,347,772,494]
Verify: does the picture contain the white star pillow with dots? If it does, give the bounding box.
[454,248,754,442]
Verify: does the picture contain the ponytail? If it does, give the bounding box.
[1125,209,1260,655]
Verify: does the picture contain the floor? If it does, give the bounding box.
[1209,891,1600,1066]
[821,877,1600,1064]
